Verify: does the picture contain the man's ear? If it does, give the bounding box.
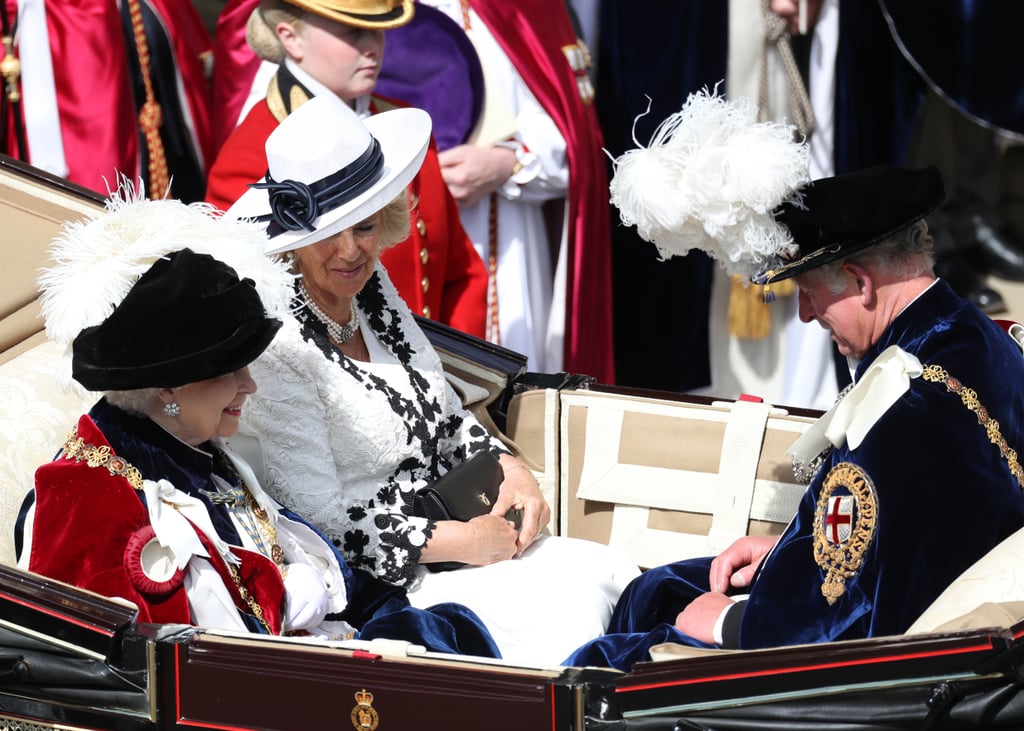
[843,261,875,305]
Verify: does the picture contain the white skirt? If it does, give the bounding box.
[407,536,641,666]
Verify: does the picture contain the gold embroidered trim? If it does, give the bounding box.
[226,561,273,634]
[813,462,878,605]
[921,364,1024,489]
[61,429,144,490]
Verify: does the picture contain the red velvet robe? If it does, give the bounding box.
[206,93,488,338]
[1,0,213,199]
[468,0,616,384]
[27,415,285,632]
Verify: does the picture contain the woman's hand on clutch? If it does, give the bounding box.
[494,455,551,554]
[420,516,519,566]
[463,515,520,565]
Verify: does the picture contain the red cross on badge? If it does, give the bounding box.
[824,495,854,545]
[561,43,595,104]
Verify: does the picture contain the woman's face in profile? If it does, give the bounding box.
[294,213,384,309]
[160,367,257,445]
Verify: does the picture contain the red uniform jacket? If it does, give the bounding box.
[205,93,487,338]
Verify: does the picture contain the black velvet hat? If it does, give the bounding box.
[756,165,946,284]
[72,249,282,391]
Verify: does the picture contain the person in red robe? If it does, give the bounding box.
[451,0,615,382]
[372,0,615,381]
[205,0,487,338]
[1,0,213,202]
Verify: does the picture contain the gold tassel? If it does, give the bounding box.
[727,275,795,340]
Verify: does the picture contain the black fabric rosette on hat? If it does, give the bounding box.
[72,249,282,391]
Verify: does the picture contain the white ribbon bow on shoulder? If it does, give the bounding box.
[143,478,224,570]
[789,345,923,464]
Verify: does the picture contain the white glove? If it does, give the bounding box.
[282,562,331,631]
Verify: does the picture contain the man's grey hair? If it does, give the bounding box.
[809,219,935,294]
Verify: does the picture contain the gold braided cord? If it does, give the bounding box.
[486,191,501,344]
[126,0,171,199]
[921,364,1024,489]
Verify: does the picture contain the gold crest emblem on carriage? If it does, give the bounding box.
[351,688,379,730]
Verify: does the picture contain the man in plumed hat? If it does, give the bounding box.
[565,164,1024,670]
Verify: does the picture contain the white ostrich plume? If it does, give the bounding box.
[609,90,810,279]
[39,182,295,370]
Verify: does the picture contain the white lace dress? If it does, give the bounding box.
[244,265,639,665]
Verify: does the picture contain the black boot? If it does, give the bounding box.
[949,200,1024,282]
[932,225,1007,314]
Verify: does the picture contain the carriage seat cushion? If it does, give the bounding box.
[0,339,93,565]
[906,524,1024,634]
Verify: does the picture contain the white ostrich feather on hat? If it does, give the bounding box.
[609,90,810,279]
[39,184,294,352]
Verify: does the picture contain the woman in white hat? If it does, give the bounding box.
[205,0,489,340]
[16,196,500,658]
[229,96,640,667]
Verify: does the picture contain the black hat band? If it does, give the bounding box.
[252,136,385,237]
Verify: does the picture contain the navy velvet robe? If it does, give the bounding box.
[567,280,1024,670]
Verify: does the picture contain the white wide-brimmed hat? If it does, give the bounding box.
[228,95,432,255]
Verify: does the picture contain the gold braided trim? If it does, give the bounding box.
[61,429,144,490]
[226,561,273,634]
[813,462,878,605]
[921,364,1024,489]
[126,0,171,199]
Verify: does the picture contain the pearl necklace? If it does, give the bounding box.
[299,281,359,344]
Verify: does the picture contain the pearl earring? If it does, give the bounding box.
[163,402,181,417]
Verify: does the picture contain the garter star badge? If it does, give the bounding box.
[351,688,379,730]
[813,462,878,605]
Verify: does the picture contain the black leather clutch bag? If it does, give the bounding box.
[414,451,522,572]
[415,451,504,523]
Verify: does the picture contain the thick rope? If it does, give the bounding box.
[126,0,171,199]
[760,0,815,139]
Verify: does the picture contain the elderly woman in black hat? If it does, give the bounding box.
[227,96,639,666]
[14,197,500,657]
